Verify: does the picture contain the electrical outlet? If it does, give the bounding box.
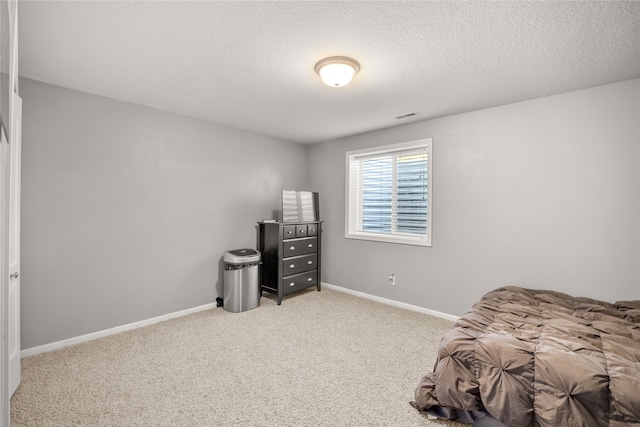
[388,273,395,285]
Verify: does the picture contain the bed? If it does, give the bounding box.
[412,286,640,426]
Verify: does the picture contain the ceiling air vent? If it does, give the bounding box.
[395,111,420,120]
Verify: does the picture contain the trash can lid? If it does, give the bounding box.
[224,249,261,264]
[229,249,258,257]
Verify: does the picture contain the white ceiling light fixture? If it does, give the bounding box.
[314,56,360,88]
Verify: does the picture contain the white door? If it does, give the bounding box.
[8,95,21,396]
[0,124,9,424]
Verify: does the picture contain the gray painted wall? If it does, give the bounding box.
[20,78,309,349]
[20,77,640,348]
[309,79,640,316]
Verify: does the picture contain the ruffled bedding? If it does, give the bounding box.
[412,286,640,426]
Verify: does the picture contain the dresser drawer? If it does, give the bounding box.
[282,270,317,294]
[282,253,317,276]
[283,225,296,239]
[307,224,319,236]
[295,225,307,238]
[283,237,317,257]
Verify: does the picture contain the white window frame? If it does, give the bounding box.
[345,138,432,247]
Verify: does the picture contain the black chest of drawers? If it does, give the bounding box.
[257,221,322,305]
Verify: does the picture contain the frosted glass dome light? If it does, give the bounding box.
[314,56,360,88]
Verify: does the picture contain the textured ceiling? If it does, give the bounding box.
[18,1,640,144]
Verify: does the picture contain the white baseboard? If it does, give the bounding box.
[322,282,460,322]
[21,302,217,358]
[22,285,457,358]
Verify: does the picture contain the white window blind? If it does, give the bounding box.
[346,139,432,247]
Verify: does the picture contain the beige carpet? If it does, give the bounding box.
[11,288,466,426]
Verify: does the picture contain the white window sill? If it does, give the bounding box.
[345,232,431,247]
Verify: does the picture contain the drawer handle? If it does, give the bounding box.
[307,261,313,265]
[310,228,316,232]
[290,246,295,250]
[289,282,295,287]
[289,264,295,268]
[307,277,313,282]
[307,244,313,248]
[287,230,293,234]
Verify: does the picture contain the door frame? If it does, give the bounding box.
[1,0,18,422]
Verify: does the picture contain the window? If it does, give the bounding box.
[346,138,432,246]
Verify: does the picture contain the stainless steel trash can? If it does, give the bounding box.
[223,249,261,313]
